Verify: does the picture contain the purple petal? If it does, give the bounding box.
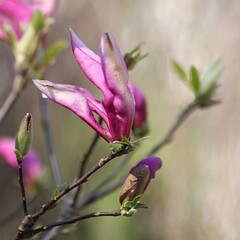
[33,80,112,142]
[130,156,162,190]
[128,81,147,130]
[100,32,135,140]
[70,30,112,96]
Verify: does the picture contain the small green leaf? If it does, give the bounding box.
[41,40,66,67]
[53,182,69,197]
[2,24,17,48]
[201,58,223,96]
[172,60,188,82]
[190,66,201,95]
[110,136,135,154]
[120,195,147,216]
[121,136,131,145]
[127,53,149,70]
[31,11,45,32]
[124,44,148,70]
[14,149,23,163]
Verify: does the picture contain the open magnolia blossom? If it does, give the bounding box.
[119,156,162,204]
[0,137,42,184]
[34,31,135,142]
[0,0,58,41]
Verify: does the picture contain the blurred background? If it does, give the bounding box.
[0,0,240,239]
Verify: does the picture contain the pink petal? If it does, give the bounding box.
[70,30,112,97]
[100,32,135,140]
[33,80,112,142]
[131,156,162,190]
[128,81,147,130]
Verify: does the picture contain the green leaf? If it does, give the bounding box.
[41,40,66,67]
[121,136,131,145]
[2,24,17,48]
[124,44,148,70]
[110,136,135,154]
[31,11,45,32]
[120,195,147,216]
[201,58,223,96]
[190,66,201,95]
[14,149,23,163]
[172,60,188,83]
[127,53,149,70]
[53,182,69,197]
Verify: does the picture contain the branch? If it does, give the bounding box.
[79,175,126,209]
[71,118,102,208]
[14,150,128,239]
[28,211,121,238]
[0,74,22,124]
[78,156,129,209]
[147,100,198,155]
[41,97,62,186]
[18,162,28,216]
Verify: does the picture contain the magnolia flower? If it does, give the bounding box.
[0,137,42,184]
[128,82,148,134]
[119,156,162,204]
[34,30,135,142]
[0,0,58,41]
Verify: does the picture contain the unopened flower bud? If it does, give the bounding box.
[119,156,162,205]
[119,164,150,205]
[15,113,33,161]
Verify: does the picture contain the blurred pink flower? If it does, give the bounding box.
[119,156,162,204]
[34,31,135,142]
[0,0,58,41]
[0,137,42,184]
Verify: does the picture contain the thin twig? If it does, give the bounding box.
[78,156,129,209]
[71,118,102,207]
[0,74,22,124]
[147,100,198,155]
[78,175,127,209]
[32,153,118,217]
[41,97,62,186]
[15,150,127,239]
[29,211,121,238]
[18,162,28,216]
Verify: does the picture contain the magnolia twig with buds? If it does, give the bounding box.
[14,113,33,217]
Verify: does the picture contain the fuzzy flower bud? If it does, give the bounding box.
[119,156,162,204]
[15,113,32,161]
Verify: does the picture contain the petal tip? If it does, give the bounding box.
[70,29,85,52]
